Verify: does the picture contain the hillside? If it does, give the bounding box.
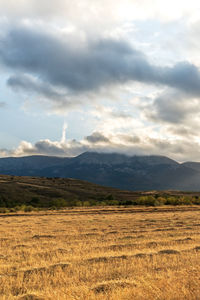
[1,174,200,209]
[0,174,142,208]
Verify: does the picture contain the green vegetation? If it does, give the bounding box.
[0,174,200,212]
[123,195,200,206]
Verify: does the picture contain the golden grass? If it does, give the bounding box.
[0,207,200,299]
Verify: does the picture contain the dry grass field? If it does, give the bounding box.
[0,207,200,300]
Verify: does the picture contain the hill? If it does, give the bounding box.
[1,174,200,209]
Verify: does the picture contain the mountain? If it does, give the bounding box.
[182,162,200,172]
[0,152,200,191]
[0,155,66,176]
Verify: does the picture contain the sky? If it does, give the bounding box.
[0,0,200,161]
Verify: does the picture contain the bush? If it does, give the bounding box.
[165,197,178,205]
[108,200,120,206]
[106,194,114,200]
[9,207,18,212]
[74,201,83,207]
[50,198,67,208]
[157,197,166,205]
[192,197,200,205]
[30,197,40,206]
[136,196,158,206]
[0,197,6,207]
[178,196,192,205]
[0,207,9,213]
[99,201,106,206]
[24,205,34,212]
[83,201,90,207]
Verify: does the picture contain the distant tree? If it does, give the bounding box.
[0,196,6,207]
[51,198,67,208]
[30,197,40,207]
[106,194,114,200]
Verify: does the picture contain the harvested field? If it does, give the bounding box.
[0,207,200,299]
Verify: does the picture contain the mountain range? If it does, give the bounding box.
[0,152,200,191]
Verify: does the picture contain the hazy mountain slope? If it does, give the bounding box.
[0,155,66,176]
[182,162,200,172]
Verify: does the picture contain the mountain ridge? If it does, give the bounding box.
[0,152,200,191]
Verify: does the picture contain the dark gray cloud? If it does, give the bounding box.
[1,24,200,104]
[161,62,200,96]
[7,74,66,101]
[85,132,110,144]
[120,135,141,144]
[33,141,67,156]
[145,91,200,124]
[167,126,192,137]
[1,26,151,92]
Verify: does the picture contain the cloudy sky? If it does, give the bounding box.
[0,0,200,161]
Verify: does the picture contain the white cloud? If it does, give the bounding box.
[1,0,200,23]
[2,128,200,162]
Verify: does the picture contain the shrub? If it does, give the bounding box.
[157,197,166,205]
[9,207,18,212]
[30,197,40,206]
[14,206,21,212]
[24,205,34,212]
[165,197,177,205]
[192,197,200,205]
[50,198,67,208]
[106,194,114,200]
[108,200,120,206]
[74,201,83,207]
[99,201,106,206]
[0,197,6,207]
[83,201,90,207]
[136,196,157,206]
[0,207,9,213]
[178,196,192,205]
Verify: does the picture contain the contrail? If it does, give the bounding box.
[61,122,67,144]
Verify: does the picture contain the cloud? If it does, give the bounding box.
[143,90,200,125]
[1,25,151,92]
[1,23,200,111]
[9,138,86,157]
[0,0,199,24]
[0,102,6,108]
[85,132,110,144]
[7,74,67,101]
[119,134,141,144]
[161,62,200,96]
[167,126,191,136]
